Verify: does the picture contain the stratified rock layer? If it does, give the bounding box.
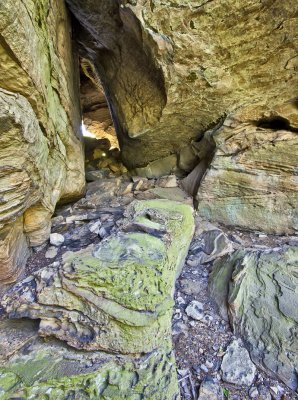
[210,246,298,390]
[197,112,298,234]
[66,0,298,171]
[1,199,194,398]
[0,0,85,282]
[0,335,179,400]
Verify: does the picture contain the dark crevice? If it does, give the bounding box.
[256,116,298,133]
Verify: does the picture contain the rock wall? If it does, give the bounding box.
[196,110,298,234]
[0,0,85,282]
[66,0,297,173]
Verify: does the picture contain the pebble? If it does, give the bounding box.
[249,386,259,398]
[45,247,58,259]
[176,296,186,305]
[187,258,200,267]
[200,364,209,373]
[49,233,64,247]
[89,220,102,234]
[185,300,205,321]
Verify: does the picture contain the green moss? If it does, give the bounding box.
[187,71,197,82]
[0,344,179,399]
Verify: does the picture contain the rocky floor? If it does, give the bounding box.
[173,224,298,399]
[1,170,297,400]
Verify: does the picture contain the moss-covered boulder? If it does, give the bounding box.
[3,200,194,354]
[0,338,179,399]
[210,246,298,390]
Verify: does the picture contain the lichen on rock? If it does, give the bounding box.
[210,246,298,390]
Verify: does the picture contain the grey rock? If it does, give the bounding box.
[49,233,64,247]
[185,300,205,321]
[198,377,223,400]
[211,246,298,390]
[221,339,256,386]
[45,247,58,259]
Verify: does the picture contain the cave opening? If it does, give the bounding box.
[79,60,127,177]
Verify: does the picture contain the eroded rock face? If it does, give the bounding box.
[0,334,179,399]
[1,198,194,398]
[0,0,85,282]
[210,246,298,390]
[197,112,298,234]
[66,0,297,173]
[2,199,194,354]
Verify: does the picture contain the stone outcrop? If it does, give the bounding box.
[0,329,179,399]
[197,111,298,234]
[0,0,85,282]
[1,199,194,397]
[210,246,298,390]
[66,0,297,174]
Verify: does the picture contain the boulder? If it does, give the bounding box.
[210,246,298,390]
[2,199,194,354]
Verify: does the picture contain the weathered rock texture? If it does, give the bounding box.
[210,246,298,390]
[197,111,298,234]
[0,330,179,399]
[2,199,194,353]
[0,0,85,282]
[1,199,194,397]
[66,0,298,173]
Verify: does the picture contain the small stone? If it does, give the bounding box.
[176,296,186,305]
[49,233,64,247]
[172,322,188,336]
[269,386,278,395]
[45,247,58,259]
[198,377,223,400]
[157,175,177,188]
[122,183,133,195]
[66,214,88,223]
[185,300,205,321]
[134,180,144,191]
[205,360,214,369]
[177,369,189,377]
[200,364,209,373]
[187,258,200,267]
[89,220,102,234]
[249,386,259,398]
[221,339,256,386]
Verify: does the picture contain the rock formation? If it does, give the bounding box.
[66,0,297,174]
[1,198,194,398]
[210,246,298,390]
[0,0,297,398]
[196,112,298,234]
[0,0,85,282]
